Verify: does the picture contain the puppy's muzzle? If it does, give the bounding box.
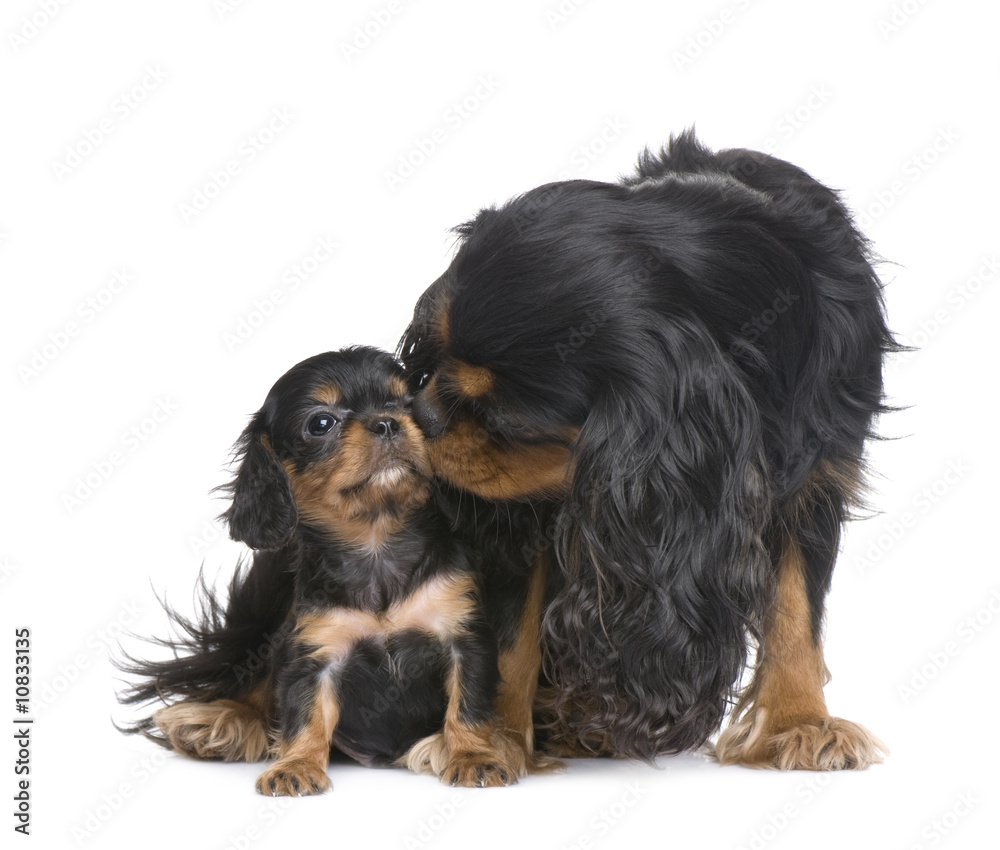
[368,417,400,440]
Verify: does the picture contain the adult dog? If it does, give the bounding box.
[397,130,895,769]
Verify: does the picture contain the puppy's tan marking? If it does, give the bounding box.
[296,573,478,659]
[404,662,548,787]
[282,415,432,551]
[311,382,341,407]
[388,375,409,399]
[256,682,339,796]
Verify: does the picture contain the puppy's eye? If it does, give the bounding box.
[416,371,432,389]
[306,413,337,436]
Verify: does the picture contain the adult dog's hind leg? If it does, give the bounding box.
[715,462,887,770]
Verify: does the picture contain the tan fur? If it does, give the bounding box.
[283,414,432,551]
[450,361,494,398]
[295,573,478,656]
[425,417,577,500]
[311,382,340,407]
[786,458,870,527]
[432,297,451,346]
[256,681,339,796]
[154,698,271,762]
[494,558,563,772]
[388,375,409,398]
[714,534,887,769]
[402,665,559,787]
[416,358,577,500]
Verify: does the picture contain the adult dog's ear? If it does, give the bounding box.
[220,427,297,550]
[542,320,773,760]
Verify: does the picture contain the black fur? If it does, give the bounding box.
[115,551,294,736]
[398,130,899,760]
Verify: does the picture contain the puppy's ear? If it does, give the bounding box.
[221,429,297,550]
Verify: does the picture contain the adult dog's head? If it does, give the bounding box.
[398,179,668,502]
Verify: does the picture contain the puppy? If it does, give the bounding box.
[398,130,896,769]
[118,347,534,794]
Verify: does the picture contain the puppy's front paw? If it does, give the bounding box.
[255,759,331,796]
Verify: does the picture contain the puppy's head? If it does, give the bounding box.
[223,347,431,551]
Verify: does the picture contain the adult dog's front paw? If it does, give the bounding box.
[715,712,887,770]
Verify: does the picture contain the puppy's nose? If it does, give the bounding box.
[369,417,400,440]
[412,391,445,438]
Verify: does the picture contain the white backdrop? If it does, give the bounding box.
[2,1,998,848]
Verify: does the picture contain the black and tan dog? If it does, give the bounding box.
[398,130,896,769]
[118,347,552,794]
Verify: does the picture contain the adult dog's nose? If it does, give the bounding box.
[411,390,446,438]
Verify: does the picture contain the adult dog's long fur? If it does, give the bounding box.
[398,130,897,765]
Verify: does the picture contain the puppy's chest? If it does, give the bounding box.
[294,572,476,666]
